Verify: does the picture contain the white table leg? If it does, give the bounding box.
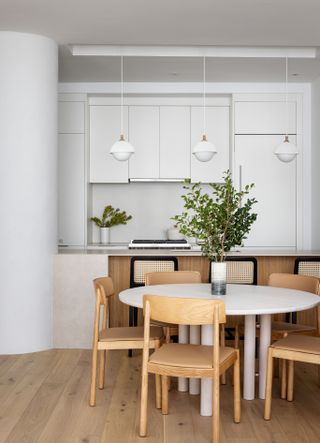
[259,314,271,399]
[200,324,213,416]
[178,325,189,392]
[189,325,201,395]
[243,315,256,400]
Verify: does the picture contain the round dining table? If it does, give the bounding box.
[119,283,319,416]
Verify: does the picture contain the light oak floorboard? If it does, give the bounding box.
[0,350,320,443]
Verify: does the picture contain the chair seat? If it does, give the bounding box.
[149,343,236,369]
[270,321,316,334]
[99,326,163,342]
[271,334,320,355]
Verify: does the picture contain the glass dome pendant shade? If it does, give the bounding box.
[110,134,135,162]
[192,134,217,162]
[274,135,298,163]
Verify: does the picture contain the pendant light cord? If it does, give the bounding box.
[121,55,124,137]
[285,57,288,138]
[203,56,206,137]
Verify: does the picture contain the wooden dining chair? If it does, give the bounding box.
[145,271,202,343]
[139,295,241,443]
[262,273,320,399]
[264,334,320,420]
[89,276,163,407]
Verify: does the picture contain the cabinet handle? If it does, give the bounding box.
[239,165,243,192]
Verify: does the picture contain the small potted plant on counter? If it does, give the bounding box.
[172,171,257,295]
[91,205,132,244]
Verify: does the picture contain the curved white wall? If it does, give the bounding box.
[0,32,58,354]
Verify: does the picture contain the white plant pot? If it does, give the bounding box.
[211,261,227,296]
[100,227,110,244]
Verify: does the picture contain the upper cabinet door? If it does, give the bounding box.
[191,106,230,183]
[129,106,160,179]
[159,107,190,179]
[89,105,129,183]
[235,101,296,134]
[58,101,85,134]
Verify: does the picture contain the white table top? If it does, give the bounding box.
[119,283,320,315]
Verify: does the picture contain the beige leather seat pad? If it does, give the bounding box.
[100,326,163,341]
[149,343,235,368]
[272,334,320,354]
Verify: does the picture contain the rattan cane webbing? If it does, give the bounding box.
[298,262,320,278]
[133,260,176,284]
[226,261,255,284]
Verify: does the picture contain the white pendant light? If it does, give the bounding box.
[192,56,217,162]
[274,57,298,163]
[110,56,135,161]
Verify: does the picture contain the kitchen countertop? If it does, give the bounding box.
[57,244,320,257]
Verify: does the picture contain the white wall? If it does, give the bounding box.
[0,32,58,354]
[311,76,320,249]
[90,182,188,243]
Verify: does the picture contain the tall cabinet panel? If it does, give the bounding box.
[89,105,129,183]
[129,106,160,179]
[159,106,190,179]
[234,134,297,248]
[58,99,85,246]
[191,106,230,183]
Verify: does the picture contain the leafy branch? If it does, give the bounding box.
[91,205,132,228]
[172,171,258,262]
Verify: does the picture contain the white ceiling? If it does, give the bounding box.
[2,0,320,82]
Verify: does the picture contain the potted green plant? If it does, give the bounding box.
[172,171,257,295]
[91,205,132,244]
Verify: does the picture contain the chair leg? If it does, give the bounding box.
[155,374,162,409]
[139,369,149,437]
[287,360,294,402]
[212,374,220,443]
[280,359,287,400]
[233,349,241,423]
[161,376,169,415]
[220,325,226,385]
[89,346,98,407]
[264,348,274,420]
[234,324,240,349]
[128,306,138,357]
[98,350,106,389]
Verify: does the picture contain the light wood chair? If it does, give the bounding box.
[139,295,241,443]
[264,334,320,419]
[89,276,163,407]
[257,273,320,399]
[145,271,202,343]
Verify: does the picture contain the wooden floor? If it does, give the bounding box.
[0,349,319,443]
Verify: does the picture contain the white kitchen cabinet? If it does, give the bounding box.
[129,106,160,179]
[89,105,129,183]
[159,106,190,179]
[58,134,85,246]
[235,101,296,134]
[191,106,230,182]
[234,135,297,248]
[58,101,85,134]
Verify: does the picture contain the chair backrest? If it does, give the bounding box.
[130,256,178,287]
[268,273,320,294]
[145,270,201,285]
[208,257,257,285]
[92,276,115,337]
[294,257,320,278]
[143,295,226,325]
